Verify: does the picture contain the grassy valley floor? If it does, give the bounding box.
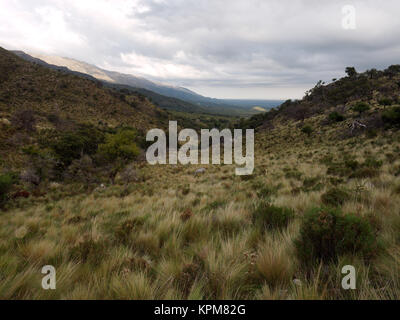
[1,121,400,299]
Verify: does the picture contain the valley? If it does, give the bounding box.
[1,47,400,300]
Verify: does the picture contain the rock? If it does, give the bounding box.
[0,118,11,126]
[49,182,61,190]
[15,226,28,239]
[293,279,302,287]
[194,168,206,175]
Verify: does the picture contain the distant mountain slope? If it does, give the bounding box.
[19,52,218,103]
[15,51,281,115]
[240,65,400,130]
[0,47,162,130]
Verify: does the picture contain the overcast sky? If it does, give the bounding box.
[1,0,399,99]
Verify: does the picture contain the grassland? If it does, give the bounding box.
[1,117,400,300]
[1,48,400,300]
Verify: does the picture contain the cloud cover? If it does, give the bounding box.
[1,0,399,99]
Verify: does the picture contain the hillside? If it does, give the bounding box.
[14,51,276,116]
[0,47,171,170]
[242,66,400,131]
[0,48,164,129]
[1,63,400,300]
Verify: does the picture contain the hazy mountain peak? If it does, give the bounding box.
[26,52,116,83]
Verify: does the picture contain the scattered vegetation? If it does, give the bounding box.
[1,52,400,300]
[295,207,378,265]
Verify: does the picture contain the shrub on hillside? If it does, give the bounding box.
[321,187,351,207]
[49,124,105,166]
[0,173,14,204]
[11,109,36,132]
[65,155,97,185]
[350,167,380,179]
[363,157,383,169]
[328,112,345,122]
[378,98,393,107]
[301,125,313,137]
[98,129,140,162]
[352,102,370,115]
[382,106,400,127]
[253,202,295,231]
[295,207,378,264]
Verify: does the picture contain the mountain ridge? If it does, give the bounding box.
[13,50,282,114]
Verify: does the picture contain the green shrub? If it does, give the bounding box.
[302,176,323,192]
[295,207,378,264]
[321,188,351,207]
[99,129,139,162]
[283,168,302,180]
[352,102,370,115]
[378,98,393,107]
[49,124,105,166]
[363,157,383,169]
[114,218,146,244]
[382,106,400,126]
[69,238,109,264]
[301,125,313,137]
[327,163,352,177]
[344,159,359,170]
[253,202,295,231]
[350,167,379,179]
[328,112,345,122]
[0,173,14,204]
[255,184,280,199]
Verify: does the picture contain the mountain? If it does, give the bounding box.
[0,47,164,131]
[13,51,282,115]
[14,52,219,103]
[240,65,400,130]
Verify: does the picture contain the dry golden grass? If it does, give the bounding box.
[1,121,400,300]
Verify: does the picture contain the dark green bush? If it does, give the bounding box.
[69,238,108,264]
[344,159,359,170]
[378,98,393,107]
[295,207,378,264]
[327,163,352,177]
[98,129,139,162]
[321,188,351,207]
[350,167,379,179]
[363,157,383,169]
[352,102,370,115]
[0,173,14,204]
[255,184,280,198]
[49,124,105,166]
[253,202,295,231]
[382,106,400,126]
[302,176,323,192]
[114,219,145,244]
[328,112,345,122]
[301,125,313,137]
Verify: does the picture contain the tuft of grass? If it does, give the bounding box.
[321,187,351,207]
[253,202,295,231]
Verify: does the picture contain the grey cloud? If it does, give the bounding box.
[0,0,399,99]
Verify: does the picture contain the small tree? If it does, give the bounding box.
[301,125,313,137]
[99,129,140,162]
[352,102,370,115]
[328,112,345,122]
[345,67,357,78]
[378,98,393,109]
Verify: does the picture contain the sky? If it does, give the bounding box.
[0,0,399,100]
